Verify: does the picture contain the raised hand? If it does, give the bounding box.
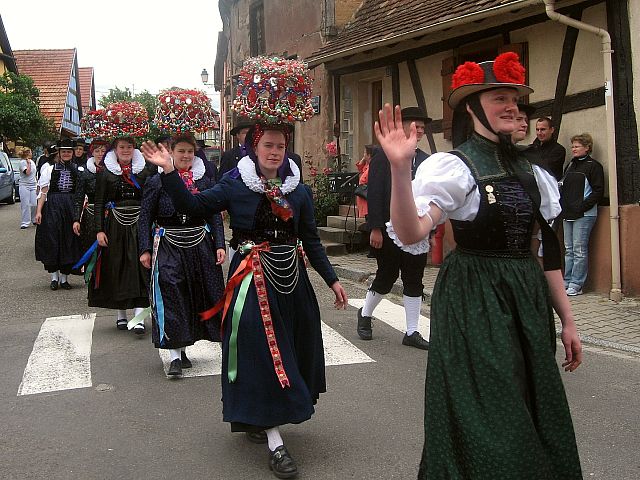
[374,104,417,171]
[140,141,174,173]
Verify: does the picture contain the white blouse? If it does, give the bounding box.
[387,151,561,255]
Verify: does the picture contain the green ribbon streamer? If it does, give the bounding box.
[228,271,253,383]
[127,307,151,330]
[84,250,98,284]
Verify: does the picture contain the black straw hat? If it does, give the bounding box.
[57,138,76,150]
[400,107,432,123]
[230,121,255,136]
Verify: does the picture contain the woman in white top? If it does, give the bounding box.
[18,148,37,228]
[376,53,583,479]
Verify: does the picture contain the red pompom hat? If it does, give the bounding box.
[448,52,533,109]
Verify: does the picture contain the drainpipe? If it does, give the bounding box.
[543,0,622,302]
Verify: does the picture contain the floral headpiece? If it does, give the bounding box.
[80,109,108,138]
[231,56,315,124]
[91,102,149,139]
[448,52,533,109]
[154,88,219,134]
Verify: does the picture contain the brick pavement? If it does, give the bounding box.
[328,251,640,354]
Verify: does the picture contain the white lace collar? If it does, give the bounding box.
[104,149,145,176]
[237,155,300,194]
[158,156,206,180]
[86,157,97,174]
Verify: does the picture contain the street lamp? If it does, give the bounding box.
[201,68,209,85]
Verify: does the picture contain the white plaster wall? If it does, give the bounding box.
[630,0,640,145]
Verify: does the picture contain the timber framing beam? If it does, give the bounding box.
[407,59,437,154]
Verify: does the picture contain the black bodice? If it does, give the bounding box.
[48,163,77,194]
[230,196,297,248]
[450,135,536,257]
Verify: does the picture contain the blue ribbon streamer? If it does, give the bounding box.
[130,173,141,189]
[73,239,99,270]
[151,228,166,346]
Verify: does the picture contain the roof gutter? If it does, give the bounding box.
[543,0,622,302]
[307,0,542,66]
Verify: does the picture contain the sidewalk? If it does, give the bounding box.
[328,251,640,355]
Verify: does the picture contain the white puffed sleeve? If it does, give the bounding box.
[386,152,479,254]
[38,163,53,191]
[532,165,561,222]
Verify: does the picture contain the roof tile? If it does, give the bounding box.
[307,0,526,63]
[13,49,76,132]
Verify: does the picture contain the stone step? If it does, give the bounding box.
[338,204,359,217]
[326,215,367,231]
[318,226,363,244]
[321,241,347,256]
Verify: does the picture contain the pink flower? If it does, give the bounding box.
[325,141,338,157]
[310,166,318,177]
[323,167,333,174]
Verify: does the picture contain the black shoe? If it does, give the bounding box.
[357,307,372,340]
[269,445,298,479]
[246,431,268,444]
[60,281,72,290]
[50,280,59,291]
[116,318,128,330]
[181,351,192,368]
[167,359,182,377]
[402,331,429,350]
[132,323,145,335]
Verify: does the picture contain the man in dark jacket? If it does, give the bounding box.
[357,107,431,350]
[218,121,253,177]
[528,117,566,180]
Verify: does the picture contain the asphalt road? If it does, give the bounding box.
[1,201,638,480]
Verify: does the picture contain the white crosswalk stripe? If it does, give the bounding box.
[348,298,431,340]
[18,314,374,393]
[18,314,95,396]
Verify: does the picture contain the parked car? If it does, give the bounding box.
[0,152,16,204]
[10,158,22,202]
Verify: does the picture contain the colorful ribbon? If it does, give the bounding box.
[200,241,290,388]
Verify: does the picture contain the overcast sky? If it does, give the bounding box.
[2,1,223,110]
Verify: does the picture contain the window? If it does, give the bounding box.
[250,1,266,56]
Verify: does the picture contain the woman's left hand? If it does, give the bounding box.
[216,248,226,265]
[561,323,583,372]
[331,281,348,310]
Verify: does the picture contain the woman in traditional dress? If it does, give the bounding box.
[34,139,82,290]
[141,121,347,479]
[376,53,583,479]
[89,136,153,333]
[138,134,226,376]
[73,139,108,254]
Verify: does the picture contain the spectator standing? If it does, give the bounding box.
[18,148,37,228]
[529,117,566,180]
[355,145,373,218]
[561,133,604,295]
[73,140,87,167]
[218,121,253,177]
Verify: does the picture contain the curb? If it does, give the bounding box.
[334,264,639,356]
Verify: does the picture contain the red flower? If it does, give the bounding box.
[323,167,333,174]
[309,167,318,177]
[493,52,526,85]
[451,62,485,89]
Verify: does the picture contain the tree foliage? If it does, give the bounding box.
[0,72,56,147]
[98,87,161,143]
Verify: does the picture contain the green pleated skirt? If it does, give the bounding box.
[418,249,582,479]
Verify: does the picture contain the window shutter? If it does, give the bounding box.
[498,43,529,104]
[441,56,456,141]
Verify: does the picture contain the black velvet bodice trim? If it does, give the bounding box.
[230,196,297,248]
[450,135,535,257]
[48,163,77,194]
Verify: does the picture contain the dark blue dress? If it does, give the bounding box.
[138,174,226,348]
[161,168,338,430]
